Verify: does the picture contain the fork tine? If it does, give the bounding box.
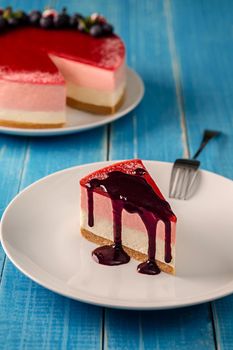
[169,158,200,200]
[178,167,190,199]
[182,168,197,200]
[174,167,187,199]
[170,166,198,199]
[184,168,198,199]
[169,165,179,197]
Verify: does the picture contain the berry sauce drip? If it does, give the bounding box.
[86,169,174,275]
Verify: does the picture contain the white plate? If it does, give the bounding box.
[0,68,144,137]
[1,161,233,309]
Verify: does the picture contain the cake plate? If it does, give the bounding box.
[1,161,233,309]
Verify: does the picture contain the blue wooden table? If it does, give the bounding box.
[1,0,233,349]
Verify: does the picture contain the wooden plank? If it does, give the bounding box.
[105,309,141,350]
[105,1,216,350]
[212,296,233,350]
[0,261,103,350]
[170,0,233,349]
[140,306,215,350]
[0,136,28,269]
[106,306,215,350]
[170,0,233,178]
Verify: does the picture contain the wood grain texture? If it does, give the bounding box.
[0,136,28,270]
[212,296,233,350]
[170,0,233,178]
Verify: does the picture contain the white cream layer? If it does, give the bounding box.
[80,209,175,268]
[67,81,125,107]
[0,110,66,124]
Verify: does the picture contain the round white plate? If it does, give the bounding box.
[1,161,233,309]
[0,68,144,137]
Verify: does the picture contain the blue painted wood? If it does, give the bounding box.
[170,0,233,349]
[104,310,141,350]
[212,296,233,350]
[106,307,214,350]
[170,0,233,179]
[0,262,102,350]
[140,306,214,350]
[0,136,28,270]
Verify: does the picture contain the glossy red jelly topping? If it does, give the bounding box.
[0,27,125,83]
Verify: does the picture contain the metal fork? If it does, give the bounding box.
[169,129,220,200]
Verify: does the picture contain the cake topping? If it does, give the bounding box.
[69,13,84,28]
[40,15,54,29]
[0,6,114,37]
[86,169,175,275]
[53,8,70,29]
[29,10,41,26]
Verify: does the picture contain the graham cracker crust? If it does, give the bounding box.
[81,227,175,275]
[0,120,64,129]
[67,92,125,115]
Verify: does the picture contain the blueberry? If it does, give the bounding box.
[14,11,29,25]
[102,23,113,35]
[40,15,53,29]
[8,17,19,27]
[29,10,41,25]
[54,13,70,28]
[69,13,83,27]
[0,16,7,30]
[89,24,104,37]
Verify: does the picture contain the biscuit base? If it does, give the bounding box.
[81,227,175,275]
[0,120,64,129]
[67,92,125,115]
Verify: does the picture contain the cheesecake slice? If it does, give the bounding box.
[80,159,177,275]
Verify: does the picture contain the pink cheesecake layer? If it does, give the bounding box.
[0,77,66,111]
[81,186,176,244]
[50,55,125,91]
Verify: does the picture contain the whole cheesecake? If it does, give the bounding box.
[0,24,125,128]
[80,160,177,275]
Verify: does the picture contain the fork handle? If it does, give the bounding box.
[192,129,220,159]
